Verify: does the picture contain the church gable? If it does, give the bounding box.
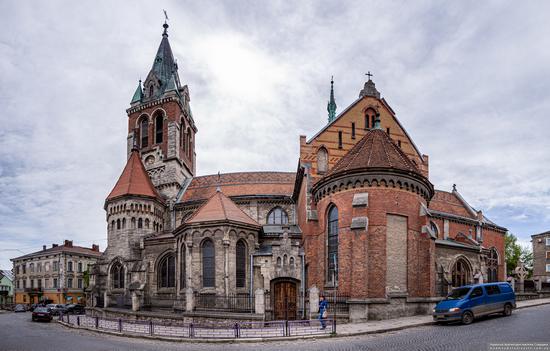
[299,78,428,182]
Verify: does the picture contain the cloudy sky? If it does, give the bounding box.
[1,1,550,269]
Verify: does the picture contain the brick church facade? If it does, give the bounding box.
[89,23,506,322]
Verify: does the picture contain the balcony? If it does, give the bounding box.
[24,288,42,293]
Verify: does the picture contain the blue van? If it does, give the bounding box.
[433,283,516,324]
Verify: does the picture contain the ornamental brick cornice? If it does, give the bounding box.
[311,167,434,203]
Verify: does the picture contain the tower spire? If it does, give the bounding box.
[327,76,337,123]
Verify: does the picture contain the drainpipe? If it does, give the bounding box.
[301,252,306,319]
[249,254,254,308]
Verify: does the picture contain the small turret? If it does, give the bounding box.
[327,76,337,123]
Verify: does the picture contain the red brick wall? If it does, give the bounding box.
[303,186,434,298]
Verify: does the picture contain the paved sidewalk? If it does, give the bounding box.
[58,298,550,343]
[333,297,550,337]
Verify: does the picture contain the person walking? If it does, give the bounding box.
[318,295,328,329]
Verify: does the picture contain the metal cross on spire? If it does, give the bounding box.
[366,71,373,80]
[163,10,169,23]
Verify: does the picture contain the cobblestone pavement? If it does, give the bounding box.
[2,304,550,351]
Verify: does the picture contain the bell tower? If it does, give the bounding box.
[125,22,197,202]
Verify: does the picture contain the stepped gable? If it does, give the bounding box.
[106,150,162,202]
[185,190,259,227]
[324,128,421,179]
[180,171,295,203]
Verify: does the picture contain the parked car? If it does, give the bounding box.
[32,307,52,322]
[433,283,516,325]
[46,304,67,316]
[14,304,27,313]
[65,304,85,315]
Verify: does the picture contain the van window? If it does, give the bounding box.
[447,287,470,300]
[486,285,501,295]
[499,284,512,293]
[470,287,483,298]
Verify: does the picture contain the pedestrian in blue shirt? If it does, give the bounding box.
[318,295,328,329]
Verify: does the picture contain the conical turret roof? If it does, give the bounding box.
[325,129,421,178]
[106,150,162,202]
[185,190,259,227]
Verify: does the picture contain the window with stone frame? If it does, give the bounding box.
[327,205,339,285]
[111,262,124,289]
[68,261,73,272]
[138,218,143,229]
[546,251,550,259]
[140,117,149,148]
[487,248,499,283]
[546,264,550,273]
[53,278,58,288]
[53,261,58,272]
[317,147,328,174]
[236,240,247,288]
[78,262,83,273]
[67,278,73,288]
[158,254,176,288]
[78,279,83,289]
[338,131,343,149]
[186,127,192,159]
[451,258,471,287]
[29,263,34,273]
[202,239,215,288]
[267,207,289,225]
[546,237,550,246]
[155,114,163,144]
[351,122,356,139]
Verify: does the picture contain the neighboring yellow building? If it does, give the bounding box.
[11,240,101,305]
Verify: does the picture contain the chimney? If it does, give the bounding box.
[52,244,58,248]
[92,244,99,252]
[42,245,46,251]
[64,240,73,247]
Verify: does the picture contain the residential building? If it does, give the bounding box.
[11,241,101,305]
[0,270,14,307]
[532,231,550,283]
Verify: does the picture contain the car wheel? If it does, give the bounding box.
[461,311,474,325]
[503,304,512,316]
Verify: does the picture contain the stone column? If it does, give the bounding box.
[309,286,319,320]
[186,242,193,290]
[185,288,194,312]
[254,288,265,315]
[131,291,140,312]
[508,277,516,292]
[103,291,109,308]
[223,238,230,297]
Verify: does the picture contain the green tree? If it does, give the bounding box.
[520,246,534,278]
[83,269,90,288]
[505,232,522,276]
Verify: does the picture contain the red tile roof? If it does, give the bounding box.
[324,129,421,178]
[107,150,162,202]
[429,190,476,219]
[180,172,295,203]
[185,190,259,227]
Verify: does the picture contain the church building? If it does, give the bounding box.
[89,23,507,322]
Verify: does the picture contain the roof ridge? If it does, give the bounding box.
[378,131,393,168]
[218,192,228,220]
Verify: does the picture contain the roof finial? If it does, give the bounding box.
[452,184,457,192]
[366,71,373,80]
[327,76,337,123]
[162,10,169,36]
[216,171,221,192]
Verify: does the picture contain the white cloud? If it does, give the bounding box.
[1,1,550,269]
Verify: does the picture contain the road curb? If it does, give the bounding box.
[56,300,550,344]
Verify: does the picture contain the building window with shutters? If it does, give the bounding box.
[202,239,215,288]
[327,205,339,285]
[236,240,247,288]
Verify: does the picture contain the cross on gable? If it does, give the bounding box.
[366,71,373,80]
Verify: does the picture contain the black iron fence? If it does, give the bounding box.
[320,291,349,315]
[541,282,550,291]
[194,293,255,313]
[59,313,335,339]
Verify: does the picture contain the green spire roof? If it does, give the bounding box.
[327,76,337,123]
[130,80,143,104]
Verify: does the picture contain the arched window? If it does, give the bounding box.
[327,205,339,284]
[149,85,154,97]
[236,240,247,288]
[122,218,126,229]
[202,240,215,287]
[267,207,289,225]
[158,253,175,288]
[317,147,328,174]
[452,258,471,287]
[430,221,439,238]
[117,219,121,230]
[186,128,192,159]
[111,220,115,230]
[140,117,149,148]
[487,248,499,283]
[145,219,150,229]
[138,218,143,229]
[131,218,136,229]
[155,114,163,144]
[184,119,189,154]
[111,262,124,289]
[180,245,186,289]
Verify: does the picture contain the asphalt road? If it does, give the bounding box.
[1,305,550,351]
